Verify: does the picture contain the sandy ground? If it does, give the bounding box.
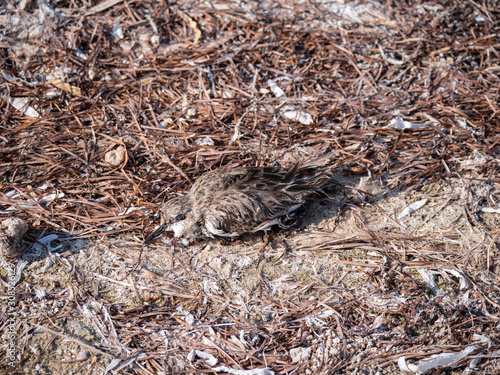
[11,162,500,374]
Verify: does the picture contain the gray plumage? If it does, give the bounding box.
[144,155,336,244]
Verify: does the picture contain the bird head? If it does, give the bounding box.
[144,196,191,244]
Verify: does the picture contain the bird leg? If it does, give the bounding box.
[256,233,272,269]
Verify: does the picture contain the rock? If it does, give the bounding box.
[104,146,127,166]
[290,346,312,363]
[283,110,314,125]
[76,351,91,361]
[0,217,28,258]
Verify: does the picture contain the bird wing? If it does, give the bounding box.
[201,181,303,237]
[190,157,335,206]
[197,157,336,237]
[189,168,260,205]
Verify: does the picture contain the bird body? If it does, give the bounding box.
[145,155,336,244]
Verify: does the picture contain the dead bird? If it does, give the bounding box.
[144,155,338,244]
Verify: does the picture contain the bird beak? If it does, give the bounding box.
[144,223,167,244]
